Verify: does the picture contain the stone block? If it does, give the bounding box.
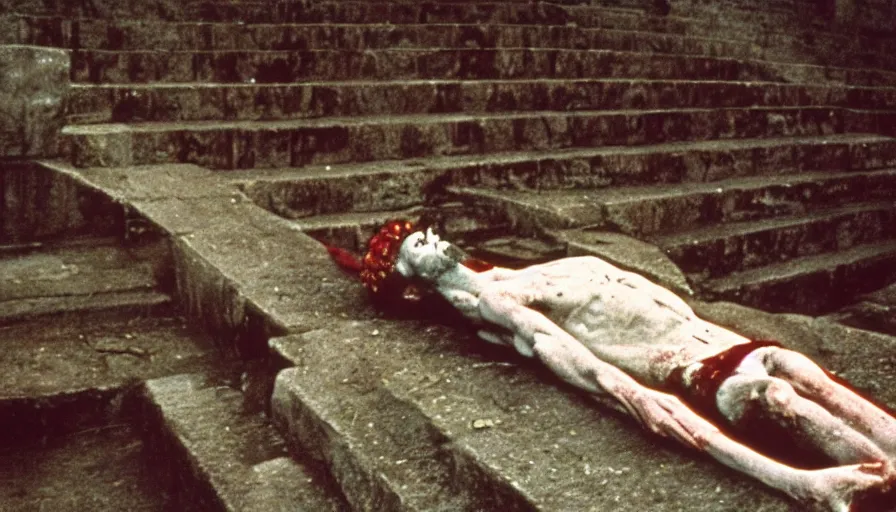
[0,45,69,158]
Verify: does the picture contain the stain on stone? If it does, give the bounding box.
[234,132,257,170]
[25,16,68,47]
[457,25,491,49]
[105,24,125,50]
[177,130,233,169]
[0,46,69,157]
[212,52,240,82]
[426,82,456,114]
[528,83,551,110]
[399,125,429,159]
[126,53,149,82]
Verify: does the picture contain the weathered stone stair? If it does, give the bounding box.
[0,168,352,510]
[236,133,896,218]
[62,79,896,125]
[452,161,896,313]
[0,237,170,324]
[61,107,891,169]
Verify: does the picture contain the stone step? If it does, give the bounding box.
[702,239,896,314]
[185,0,603,25]
[2,16,758,56]
[0,2,655,26]
[66,79,896,125]
[68,47,896,86]
[0,160,126,244]
[61,107,886,169]
[506,168,896,236]
[289,204,561,269]
[10,13,895,72]
[0,423,169,511]
[826,281,896,337]
[0,312,219,447]
[25,0,879,61]
[448,168,896,236]
[0,2,653,28]
[270,320,790,512]
[290,207,427,253]
[7,6,890,52]
[232,133,896,219]
[654,200,896,278]
[289,203,514,255]
[141,373,349,511]
[0,0,834,35]
[7,0,894,66]
[270,331,486,512]
[0,237,173,324]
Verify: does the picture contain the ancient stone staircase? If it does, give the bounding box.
[31,0,896,316]
[3,0,896,510]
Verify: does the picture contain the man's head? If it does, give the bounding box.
[395,227,466,282]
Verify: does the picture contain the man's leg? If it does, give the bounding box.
[528,331,889,512]
[754,347,896,460]
[716,373,891,467]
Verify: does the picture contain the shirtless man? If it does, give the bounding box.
[352,221,896,511]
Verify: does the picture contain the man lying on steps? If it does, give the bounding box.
[334,220,896,512]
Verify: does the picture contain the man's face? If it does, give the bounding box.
[396,228,453,280]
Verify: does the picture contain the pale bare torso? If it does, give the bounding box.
[480,256,749,387]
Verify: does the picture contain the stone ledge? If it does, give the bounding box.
[61,107,889,170]
[0,312,220,447]
[46,162,374,356]
[2,161,125,244]
[65,80,896,125]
